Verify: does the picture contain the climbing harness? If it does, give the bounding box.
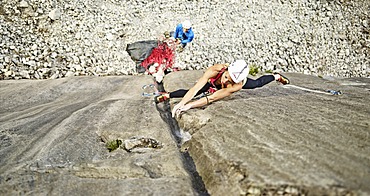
[207,67,227,94]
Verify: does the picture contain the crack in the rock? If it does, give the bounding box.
[155,82,209,196]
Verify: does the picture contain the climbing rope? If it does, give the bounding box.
[141,40,176,75]
[283,85,342,95]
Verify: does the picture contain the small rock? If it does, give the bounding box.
[49,9,61,20]
[19,70,30,79]
[106,33,114,41]
[123,136,163,152]
[65,71,75,77]
[50,52,58,58]
[19,0,29,8]
[4,70,13,77]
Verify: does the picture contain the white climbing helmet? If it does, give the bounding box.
[229,60,249,83]
[182,20,191,29]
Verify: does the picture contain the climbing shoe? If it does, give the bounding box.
[275,73,290,85]
[177,46,184,53]
[154,94,168,104]
[164,31,170,38]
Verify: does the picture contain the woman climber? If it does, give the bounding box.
[154,60,290,118]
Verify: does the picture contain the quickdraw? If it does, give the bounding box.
[141,84,160,97]
[142,92,161,97]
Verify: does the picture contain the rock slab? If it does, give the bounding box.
[0,76,196,195]
[164,71,370,195]
[1,72,369,195]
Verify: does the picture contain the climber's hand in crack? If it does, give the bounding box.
[172,103,191,118]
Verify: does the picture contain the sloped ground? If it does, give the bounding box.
[0,76,199,195]
[165,71,370,195]
[0,72,369,196]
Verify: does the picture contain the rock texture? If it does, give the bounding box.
[164,71,370,195]
[1,72,369,195]
[0,76,199,195]
[1,0,369,195]
[0,0,369,80]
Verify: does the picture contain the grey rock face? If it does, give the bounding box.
[1,72,369,195]
[0,76,197,195]
[164,71,370,195]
